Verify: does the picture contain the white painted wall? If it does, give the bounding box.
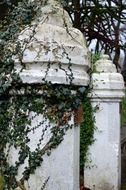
[9,114,79,190]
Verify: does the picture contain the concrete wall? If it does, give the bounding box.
[8,114,80,190]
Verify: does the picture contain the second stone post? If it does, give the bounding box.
[85,55,125,190]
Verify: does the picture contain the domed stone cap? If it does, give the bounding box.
[90,54,125,100]
[95,54,117,73]
[14,0,90,86]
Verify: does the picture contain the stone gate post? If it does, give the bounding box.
[84,55,125,190]
[10,0,90,190]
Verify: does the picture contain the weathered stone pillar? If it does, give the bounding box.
[10,1,90,190]
[84,55,125,190]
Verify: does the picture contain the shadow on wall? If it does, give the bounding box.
[80,187,91,190]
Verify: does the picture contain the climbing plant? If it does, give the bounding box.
[0,1,96,190]
[80,53,98,186]
[121,90,126,126]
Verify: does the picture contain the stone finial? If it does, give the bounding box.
[37,0,72,28]
[90,53,125,100]
[15,0,90,86]
[95,54,117,73]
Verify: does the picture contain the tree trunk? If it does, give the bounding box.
[122,50,126,84]
[72,0,81,29]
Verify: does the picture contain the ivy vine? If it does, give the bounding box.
[0,1,96,190]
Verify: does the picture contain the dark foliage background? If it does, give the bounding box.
[63,0,126,70]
